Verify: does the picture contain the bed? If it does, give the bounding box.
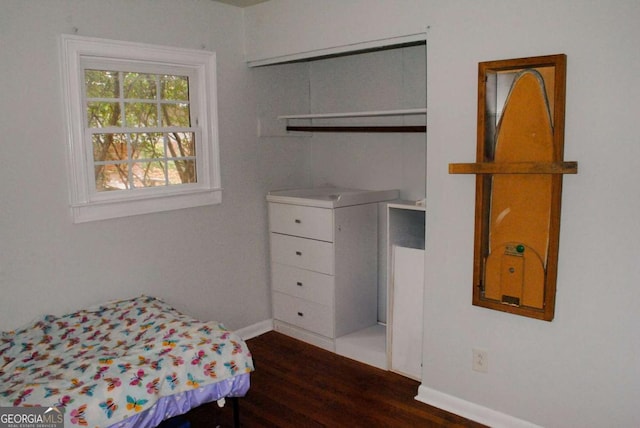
[0,295,254,427]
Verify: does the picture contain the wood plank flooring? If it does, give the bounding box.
[184,331,486,427]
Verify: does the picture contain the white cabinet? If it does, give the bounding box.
[267,187,397,353]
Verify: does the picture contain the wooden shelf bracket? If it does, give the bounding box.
[449,161,577,175]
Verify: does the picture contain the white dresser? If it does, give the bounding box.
[267,187,398,351]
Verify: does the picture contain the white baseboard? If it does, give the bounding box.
[273,320,335,351]
[415,385,542,428]
[234,318,273,340]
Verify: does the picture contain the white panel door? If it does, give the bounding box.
[390,245,424,380]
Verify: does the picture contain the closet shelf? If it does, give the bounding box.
[278,108,426,133]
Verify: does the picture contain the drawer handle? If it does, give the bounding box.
[297,312,304,317]
[295,251,302,256]
[296,281,303,287]
[294,219,302,224]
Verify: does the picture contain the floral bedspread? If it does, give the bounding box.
[0,296,254,427]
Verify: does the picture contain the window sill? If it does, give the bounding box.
[71,188,222,223]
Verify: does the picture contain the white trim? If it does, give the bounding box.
[60,34,221,223]
[247,33,427,67]
[71,188,222,223]
[416,385,543,428]
[234,319,274,340]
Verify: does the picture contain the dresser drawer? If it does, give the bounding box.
[273,292,334,338]
[270,233,334,275]
[269,203,334,242]
[271,263,334,306]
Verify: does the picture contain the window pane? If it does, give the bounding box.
[85,70,119,98]
[87,102,121,128]
[124,73,157,99]
[95,163,130,192]
[93,133,128,162]
[125,102,157,127]
[130,133,164,160]
[161,103,191,127]
[168,159,196,185]
[132,161,167,188]
[167,132,196,157]
[161,75,189,101]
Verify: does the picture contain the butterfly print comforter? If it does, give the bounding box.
[0,296,254,427]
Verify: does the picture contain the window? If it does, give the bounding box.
[61,35,221,223]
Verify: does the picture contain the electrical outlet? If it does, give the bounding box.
[472,348,488,373]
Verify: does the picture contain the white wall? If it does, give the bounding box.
[0,0,279,332]
[253,62,314,190]
[245,1,640,427]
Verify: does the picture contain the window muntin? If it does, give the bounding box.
[90,131,197,191]
[83,65,198,193]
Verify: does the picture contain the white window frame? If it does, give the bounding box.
[60,35,221,223]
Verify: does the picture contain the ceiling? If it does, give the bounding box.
[213,0,270,7]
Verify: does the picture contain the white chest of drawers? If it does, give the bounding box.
[267,188,395,351]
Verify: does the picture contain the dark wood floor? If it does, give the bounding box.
[184,331,486,427]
